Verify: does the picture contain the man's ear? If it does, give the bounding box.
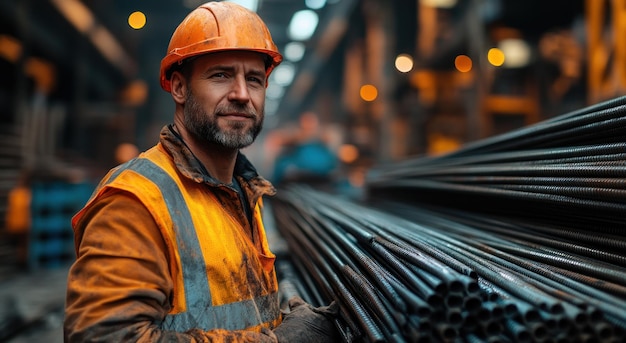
[170,71,187,105]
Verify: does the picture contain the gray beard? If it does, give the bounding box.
[183,90,263,149]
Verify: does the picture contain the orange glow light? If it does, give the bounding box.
[0,35,22,62]
[454,54,472,72]
[338,144,359,163]
[360,84,378,102]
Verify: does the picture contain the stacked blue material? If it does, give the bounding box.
[28,182,93,269]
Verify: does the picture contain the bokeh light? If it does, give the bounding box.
[454,54,472,72]
[128,11,146,29]
[487,47,505,67]
[360,84,378,102]
[338,144,359,163]
[395,54,414,73]
[499,38,531,68]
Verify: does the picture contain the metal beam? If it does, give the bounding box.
[277,0,359,120]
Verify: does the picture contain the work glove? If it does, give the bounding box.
[273,296,340,343]
[186,327,278,342]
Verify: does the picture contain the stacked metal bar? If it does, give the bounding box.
[270,96,626,342]
[367,96,626,233]
[271,187,625,342]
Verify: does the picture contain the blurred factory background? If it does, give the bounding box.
[0,0,626,274]
[1,0,624,183]
[4,0,623,181]
[1,0,625,341]
[0,0,626,266]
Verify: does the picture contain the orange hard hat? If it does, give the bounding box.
[159,1,283,92]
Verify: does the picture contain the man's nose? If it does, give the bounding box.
[228,75,251,102]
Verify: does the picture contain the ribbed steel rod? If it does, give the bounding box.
[439,207,625,256]
[386,203,626,271]
[426,97,626,158]
[369,179,626,226]
[375,142,626,178]
[372,164,626,180]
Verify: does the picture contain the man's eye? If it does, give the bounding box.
[212,72,227,78]
[248,77,263,84]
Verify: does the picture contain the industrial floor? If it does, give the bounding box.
[0,263,68,343]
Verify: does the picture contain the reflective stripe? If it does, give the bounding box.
[108,159,211,316]
[163,292,280,331]
[107,158,279,331]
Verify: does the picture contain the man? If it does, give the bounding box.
[272,111,338,189]
[64,2,339,342]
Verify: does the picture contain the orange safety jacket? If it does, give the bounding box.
[65,125,281,342]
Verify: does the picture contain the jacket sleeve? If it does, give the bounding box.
[64,191,276,343]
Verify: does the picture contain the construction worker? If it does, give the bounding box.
[64,2,339,342]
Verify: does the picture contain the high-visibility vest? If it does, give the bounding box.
[74,144,281,332]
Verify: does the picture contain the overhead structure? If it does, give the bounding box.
[586,0,626,103]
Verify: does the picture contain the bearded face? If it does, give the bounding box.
[183,87,264,149]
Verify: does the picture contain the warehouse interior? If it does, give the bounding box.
[0,0,602,177]
[0,0,625,342]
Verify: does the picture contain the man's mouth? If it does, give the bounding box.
[220,113,253,121]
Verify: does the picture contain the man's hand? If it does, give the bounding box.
[273,296,340,343]
[185,327,279,342]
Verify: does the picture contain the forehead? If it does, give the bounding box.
[193,51,266,70]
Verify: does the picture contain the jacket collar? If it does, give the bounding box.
[159,125,276,197]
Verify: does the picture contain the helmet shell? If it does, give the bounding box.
[159,1,283,92]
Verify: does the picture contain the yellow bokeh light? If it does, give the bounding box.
[454,55,472,72]
[128,11,146,30]
[395,54,414,73]
[360,84,378,102]
[487,48,505,67]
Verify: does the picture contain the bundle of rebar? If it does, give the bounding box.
[269,96,626,342]
[270,186,625,342]
[366,96,626,233]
